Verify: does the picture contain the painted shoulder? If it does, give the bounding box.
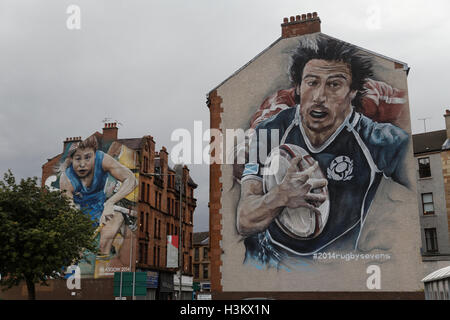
[355,113,409,173]
[356,114,409,147]
[255,106,297,132]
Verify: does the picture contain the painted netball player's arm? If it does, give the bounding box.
[100,153,138,225]
[59,172,76,207]
[236,156,328,237]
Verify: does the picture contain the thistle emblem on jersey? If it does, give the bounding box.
[327,156,354,181]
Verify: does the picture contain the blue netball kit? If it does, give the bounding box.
[241,105,409,263]
[65,150,108,225]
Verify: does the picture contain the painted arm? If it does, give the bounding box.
[59,172,75,206]
[100,153,138,225]
[236,157,327,237]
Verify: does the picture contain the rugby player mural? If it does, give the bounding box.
[46,135,138,278]
[210,29,424,294]
[236,36,411,267]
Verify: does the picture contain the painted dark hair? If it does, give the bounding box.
[69,135,98,158]
[289,36,374,107]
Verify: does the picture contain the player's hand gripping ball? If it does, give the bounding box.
[263,144,330,239]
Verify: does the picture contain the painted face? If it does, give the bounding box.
[298,59,356,134]
[72,148,95,178]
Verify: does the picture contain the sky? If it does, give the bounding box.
[1,0,450,232]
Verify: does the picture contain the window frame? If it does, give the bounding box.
[418,157,431,178]
[422,193,435,215]
[424,228,439,253]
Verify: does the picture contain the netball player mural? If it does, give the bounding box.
[47,135,138,278]
[236,36,411,267]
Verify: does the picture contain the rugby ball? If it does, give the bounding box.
[263,144,330,239]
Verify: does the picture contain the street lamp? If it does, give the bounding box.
[145,171,184,300]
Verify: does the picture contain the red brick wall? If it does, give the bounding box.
[41,154,62,188]
[136,140,195,276]
[208,89,223,293]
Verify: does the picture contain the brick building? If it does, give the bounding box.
[413,111,450,277]
[193,232,211,296]
[37,123,197,300]
[207,12,424,299]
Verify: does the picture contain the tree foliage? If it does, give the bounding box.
[0,170,97,299]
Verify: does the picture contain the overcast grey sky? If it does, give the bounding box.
[1,0,450,232]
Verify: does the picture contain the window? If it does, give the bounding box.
[422,193,435,215]
[157,246,160,267]
[144,244,148,264]
[194,264,199,279]
[194,248,199,261]
[418,157,431,178]
[155,191,158,208]
[168,197,171,214]
[145,212,149,232]
[154,218,157,238]
[153,245,156,265]
[158,193,162,210]
[146,184,150,203]
[141,182,145,201]
[203,247,209,260]
[140,212,144,232]
[157,220,161,239]
[424,228,438,253]
[203,264,208,279]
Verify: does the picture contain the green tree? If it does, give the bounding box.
[0,170,97,300]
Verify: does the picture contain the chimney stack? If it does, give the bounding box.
[443,110,450,150]
[102,122,118,142]
[281,12,321,39]
[63,136,82,154]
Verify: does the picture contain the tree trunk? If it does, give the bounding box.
[25,277,36,300]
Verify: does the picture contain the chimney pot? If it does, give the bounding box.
[102,122,118,141]
[281,12,321,39]
[283,17,288,23]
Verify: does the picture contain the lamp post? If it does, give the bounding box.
[145,170,184,300]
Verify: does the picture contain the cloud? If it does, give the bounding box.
[1,0,450,231]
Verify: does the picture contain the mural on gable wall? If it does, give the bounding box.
[219,34,422,290]
[45,135,138,279]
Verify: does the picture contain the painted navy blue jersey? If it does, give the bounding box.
[242,105,409,259]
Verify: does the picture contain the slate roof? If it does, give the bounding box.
[193,232,209,245]
[412,130,447,155]
[117,138,143,150]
